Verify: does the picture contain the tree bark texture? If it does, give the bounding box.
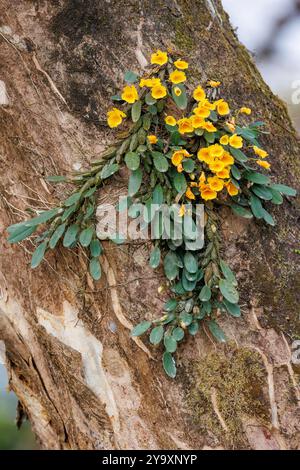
[0,0,299,450]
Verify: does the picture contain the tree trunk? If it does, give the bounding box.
[0,0,299,450]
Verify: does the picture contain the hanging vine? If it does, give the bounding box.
[7,49,297,377]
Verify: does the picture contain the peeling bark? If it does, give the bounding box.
[0,0,299,450]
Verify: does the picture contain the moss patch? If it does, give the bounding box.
[175,19,195,52]
[252,260,300,340]
[188,346,269,448]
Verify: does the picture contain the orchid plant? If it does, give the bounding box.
[7,49,297,377]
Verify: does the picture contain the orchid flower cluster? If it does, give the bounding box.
[7,49,296,378]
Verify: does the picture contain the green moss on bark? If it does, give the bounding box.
[188,346,269,448]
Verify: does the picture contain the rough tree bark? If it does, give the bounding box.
[0,0,299,450]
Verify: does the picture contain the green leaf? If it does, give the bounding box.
[148,104,157,115]
[252,185,273,200]
[261,207,276,226]
[83,187,97,198]
[145,92,156,105]
[219,260,236,284]
[236,127,257,141]
[231,165,241,180]
[204,131,216,143]
[111,94,122,101]
[250,121,265,129]
[199,285,211,302]
[230,148,248,163]
[171,84,188,110]
[100,163,119,179]
[171,281,186,295]
[223,299,241,317]
[6,219,37,236]
[231,178,240,190]
[219,279,239,304]
[183,215,199,242]
[63,224,80,247]
[166,123,178,133]
[170,131,182,146]
[164,251,179,281]
[209,110,218,122]
[90,239,102,257]
[7,225,37,243]
[23,208,61,226]
[89,257,102,281]
[83,204,95,221]
[184,238,203,252]
[249,194,264,219]
[130,133,139,151]
[243,171,270,185]
[125,152,140,171]
[143,113,152,130]
[152,151,169,173]
[152,185,164,205]
[231,204,253,219]
[172,327,185,341]
[183,269,198,281]
[174,173,187,193]
[208,321,226,343]
[35,231,49,243]
[182,159,195,173]
[161,313,176,325]
[79,227,94,247]
[199,302,211,319]
[31,241,48,269]
[131,320,152,337]
[46,175,67,183]
[188,321,199,335]
[183,252,198,273]
[7,220,29,234]
[163,352,176,378]
[182,274,197,292]
[150,326,164,345]
[64,193,81,207]
[137,144,147,153]
[169,238,183,249]
[61,204,77,222]
[164,299,178,312]
[174,253,183,268]
[137,128,146,146]
[185,299,194,312]
[149,246,161,268]
[179,312,193,326]
[124,70,138,83]
[131,100,142,123]
[128,168,143,196]
[270,183,297,197]
[49,223,66,249]
[164,335,177,353]
[269,188,283,205]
